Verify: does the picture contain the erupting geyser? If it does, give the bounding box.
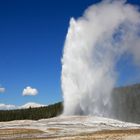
[61,0,140,117]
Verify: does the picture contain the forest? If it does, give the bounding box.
[0,102,63,122]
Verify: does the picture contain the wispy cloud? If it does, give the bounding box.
[22,86,38,96]
[0,87,5,93]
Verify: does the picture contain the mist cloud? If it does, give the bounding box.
[61,0,140,116]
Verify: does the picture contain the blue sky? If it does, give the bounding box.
[0,0,140,106]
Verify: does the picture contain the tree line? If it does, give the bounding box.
[0,102,63,122]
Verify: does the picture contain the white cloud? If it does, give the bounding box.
[0,104,16,110]
[22,86,38,96]
[0,87,5,93]
[0,102,46,110]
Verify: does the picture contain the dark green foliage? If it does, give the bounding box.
[0,102,63,122]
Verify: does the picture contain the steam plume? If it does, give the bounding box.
[61,0,140,117]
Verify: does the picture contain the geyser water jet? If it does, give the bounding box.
[61,0,140,117]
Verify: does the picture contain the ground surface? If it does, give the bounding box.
[0,116,140,140]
